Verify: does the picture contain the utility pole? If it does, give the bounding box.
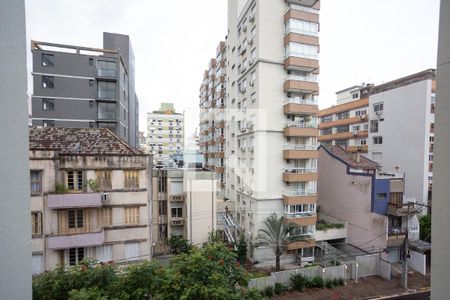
[401,202,410,288]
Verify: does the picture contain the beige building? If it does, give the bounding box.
[152,168,218,255]
[224,0,320,262]
[29,127,152,274]
[147,103,184,163]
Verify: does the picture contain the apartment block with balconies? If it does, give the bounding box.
[151,169,218,255]
[225,0,320,263]
[29,127,151,275]
[30,33,139,147]
[318,85,372,152]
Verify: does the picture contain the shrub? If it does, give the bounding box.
[338,278,345,286]
[290,273,306,292]
[311,276,324,288]
[333,278,341,287]
[55,183,67,194]
[274,282,286,295]
[325,280,334,289]
[264,286,274,297]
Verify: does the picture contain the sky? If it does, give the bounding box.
[25,0,440,138]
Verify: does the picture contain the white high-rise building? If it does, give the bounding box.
[226,0,320,262]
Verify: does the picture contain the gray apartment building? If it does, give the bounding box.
[31,32,139,147]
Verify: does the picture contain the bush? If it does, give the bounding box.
[290,273,306,292]
[311,276,324,288]
[325,279,334,289]
[338,278,345,286]
[333,278,341,287]
[274,282,286,295]
[264,286,274,297]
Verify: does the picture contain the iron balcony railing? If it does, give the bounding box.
[283,144,317,151]
[284,167,317,174]
[285,121,318,128]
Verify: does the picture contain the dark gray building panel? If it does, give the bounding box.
[33,75,97,99]
[31,97,96,120]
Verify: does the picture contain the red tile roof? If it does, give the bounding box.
[29,127,144,156]
[323,145,379,170]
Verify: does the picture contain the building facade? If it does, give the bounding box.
[318,145,420,262]
[29,127,152,274]
[199,41,227,189]
[152,169,217,255]
[317,85,371,152]
[367,70,436,210]
[30,32,139,147]
[147,103,184,164]
[225,0,320,262]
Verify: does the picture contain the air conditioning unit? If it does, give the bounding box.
[359,115,366,119]
[247,189,253,195]
[241,146,246,152]
[249,14,255,23]
[101,192,110,202]
[243,25,247,32]
[249,81,255,86]
[248,147,254,153]
[375,111,383,116]
[249,38,254,46]
[240,127,246,133]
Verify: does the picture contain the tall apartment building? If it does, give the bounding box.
[30,32,139,147]
[147,103,184,163]
[318,70,436,210]
[29,127,152,274]
[199,41,227,189]
[226,0,320,262]
[317,85,371,152]
[152,169,217,255]
[367,70,436,210]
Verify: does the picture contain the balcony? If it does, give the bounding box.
[96,69,117,78]
[284,121,319,137]
[388,202,419,217]
[284,79,319,94]
[47,193,103,209]
[284,7,319,24]
[283,144,318,159]
[284,102,319,115]
[170,194,185,202]
[284,33,319,47]
[318,131,354,142]
[286,0,320,8]
[47,229,105,250]
[283,189,317,205]
[285,238,316,251]
[283,168,318,182]
[171,217,185,227]
[347,144,368,153]
[284,56,319,72]
[387,227,407,248]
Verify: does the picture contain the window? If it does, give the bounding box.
[41,53,54,67]
[336,111,349,120]
[373,136,383,144]
[32,254,44,275]
[429,154,434,161]
[336,139,348,148]
[158,176,167,192]
[285,42,318,59]
[125,206,140,224]
[31,212,42,237]
[96,245,112,262]
[42,76,54,89]
[67,248,84,266]
[97,102,116,119]
[67,171,83,191]
[377,193,387,200]
[42,98,54,111]
[286,19,319,36]
[336,125,349,133]
[30,171,42,194]
[125,242,140,261]
[68,209,84,229]
[97,81,116,99]
[98,207,112,226]
[373,102,384,112]
[370,120,379,133]
[96,170,112,190]
[158,200,167,215]
[124,170,139,188]
[89,58,94,66]
[98,122,116,131]
[97,60,117,77]
[89,79,94,86]
[352,93,359,99]
[321,128,332,135]
[42,120,55,127]
[390,192,403,205]
[171,207,183,218]
[158,224,167,240]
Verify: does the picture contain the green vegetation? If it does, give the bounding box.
[236,234,248,264]
[256,213,306,271]
[290,273,307,292]
[168,234,191,255]
[274,282,287,295]
[86,179,98,192]
[55,183,68,194]
[33,243,262,300]
[419,214,431,242]
[315,220,344,231]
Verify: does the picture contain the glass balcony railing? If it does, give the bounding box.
[285,121,318,128]
[97,69,117,78]
[97,90,116,99]
[286,27,319,37]
[285,51,318,60]
[284,96,318,105]
[283,188,317,197]
[284,167,317,173]
[290,4,319,14]
[284,211,316,219]
[286,74,318,82]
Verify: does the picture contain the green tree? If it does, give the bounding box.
[235,234,248,264]
[168,234,191,255]
[256,213,303,271]
[419,214,431,242]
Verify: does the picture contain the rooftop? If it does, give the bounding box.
[29,127,144,156]
[321,145,379,170]
[370,69,436,95]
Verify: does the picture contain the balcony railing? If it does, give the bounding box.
[290,4,319,14]
[48,228,105,250]
[284,97,318,105]
[284,168,317,174]
[285,121,318,128]
[47,193,103,209]
[286,27,319,37]
[284,211,316,219]
[286,74,318,83]
[285,51,318,60]
[283,189,317,197]
[283,144,317,151]
[171,217,185,226]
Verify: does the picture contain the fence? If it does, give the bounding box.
[249,265,345,290]
[355,253,392,280]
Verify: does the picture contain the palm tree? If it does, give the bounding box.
[256,213,303,271]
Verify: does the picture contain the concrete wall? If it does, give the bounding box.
[368,80,433,208]
[431,0,450,298]
[318,147,388,252]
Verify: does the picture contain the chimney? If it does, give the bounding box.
[356,153,361,163]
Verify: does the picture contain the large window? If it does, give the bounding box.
[286,19,319,36]
[171,207,183,218]
[336,125,349,133]
[158,200,167,215]
[67,248,84,266]
[374,102,384,112]
[336,111,349,120]
[124,170,139,189]
[42,76,54,89]
[67,171,83,191]
[96,170,112,190]
[97,60,117,77]
[158,176,167,192]
[31,212,42,237]
[125,242,140,261]
[97,81,116,99]
[42,98,54,111]
[98,207,112,227]
[158,224,167,240]
[285,42,318,59]
[41,53,54,67]
[68,209,84,229]
[125,207,140,224]
[373,136,383,145]
[370,120,379,133]
[30,171,42,194]
[97,102,116,120]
